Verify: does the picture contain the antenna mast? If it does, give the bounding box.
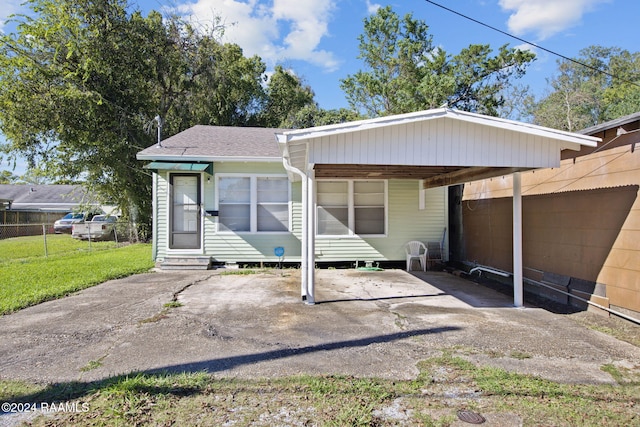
[154,115,163,147]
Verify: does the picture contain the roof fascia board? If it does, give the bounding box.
[276,109,449,143]
[446,110,599,147]
[276,108,600,148]
[136,154,281,163]
[579,111,640,135]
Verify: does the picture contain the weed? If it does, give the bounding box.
[163,301,183,308]
[80,356,107,372]
[220,269,259,275]
[510,351,532,360]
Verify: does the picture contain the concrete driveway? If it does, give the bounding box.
[0,269,638,385]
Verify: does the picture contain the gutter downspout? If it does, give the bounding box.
[279,141,310,303]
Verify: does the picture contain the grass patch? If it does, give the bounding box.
[509,350,532,360]
[80,356,107,373]
[3,353,638,426]
[163,301,183,308]
[219,268,261,275]
[0,239,154,315]
[0,234,118,262]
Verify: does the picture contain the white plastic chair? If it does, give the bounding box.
[405,241,427,272]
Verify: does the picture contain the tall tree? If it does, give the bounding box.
[531,46,640,131]
[257,65,316,128]
[340,6,535,117]
[283,104,364,129]
[0,0,293,230]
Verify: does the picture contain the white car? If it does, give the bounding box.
[71,215,118,241]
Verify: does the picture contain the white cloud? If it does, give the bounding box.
[499,0,611,40]
[0,0,26,33]
[176,0,341,72]
[365,0,382,14]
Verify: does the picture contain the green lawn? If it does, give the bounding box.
[1,353,638,426]
[0,236,154,314]
[0,234,118,261]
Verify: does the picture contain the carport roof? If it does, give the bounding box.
[276,108,600,186]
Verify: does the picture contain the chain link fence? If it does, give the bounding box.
[0,222,138,258]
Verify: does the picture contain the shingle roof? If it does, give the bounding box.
[579,111,640,136]
[0,184,92,210]
[137,125,288,160]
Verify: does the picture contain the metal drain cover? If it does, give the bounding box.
[457,409,486,424]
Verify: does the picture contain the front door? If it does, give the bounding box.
[170,174,201,249]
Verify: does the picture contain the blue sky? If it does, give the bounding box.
[1,0,639,175]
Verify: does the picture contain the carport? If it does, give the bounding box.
[276,108,600,306]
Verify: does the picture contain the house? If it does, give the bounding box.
[137,108,599,304]
[0,184,93,225]
[462,112,640,318]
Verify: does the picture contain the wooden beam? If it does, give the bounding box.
[421,167,527,189]
[314,164,466,180]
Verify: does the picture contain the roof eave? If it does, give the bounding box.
[136,154,282,163]
[275,108,601,148]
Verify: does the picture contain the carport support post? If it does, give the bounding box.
[513,172,523,307]
[300,170,308,301]
[306,169,316,304]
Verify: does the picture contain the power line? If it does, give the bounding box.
[423,0,640,89]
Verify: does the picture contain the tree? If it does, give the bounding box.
[257,65,316,128]
[340,6,535,117]
[531,46,640,131]
[0,0,305,231]
[283,104,365,129]
[0,170,17,184]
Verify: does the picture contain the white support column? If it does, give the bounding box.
[300,173,308,301]
[306,169,316,304]
[513,172,523,307]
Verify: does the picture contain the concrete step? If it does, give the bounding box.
[160,256,212,270]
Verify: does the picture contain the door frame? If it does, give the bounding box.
[168,173,203,251]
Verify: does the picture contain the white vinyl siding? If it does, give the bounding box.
[154,164,446,264]
[155,172,169,258]
[305,119,569,169]
[316,180,386,237]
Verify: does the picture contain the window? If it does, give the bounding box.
[217,175,289,232]
[316,180,386,236]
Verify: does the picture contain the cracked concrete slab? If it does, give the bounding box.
[0,269,638,386]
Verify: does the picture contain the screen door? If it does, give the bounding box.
[170,175,201,249]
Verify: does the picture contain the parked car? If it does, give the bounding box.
[71,215,118,241]
[53,212,98,234]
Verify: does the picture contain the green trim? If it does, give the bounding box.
[144,162,212,174]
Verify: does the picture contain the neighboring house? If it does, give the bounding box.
[462,112,640,317]
[0,184,93,225]
[137,108,598,304]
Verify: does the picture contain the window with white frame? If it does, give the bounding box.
[217,175,289,232]
[316,180,386,236]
